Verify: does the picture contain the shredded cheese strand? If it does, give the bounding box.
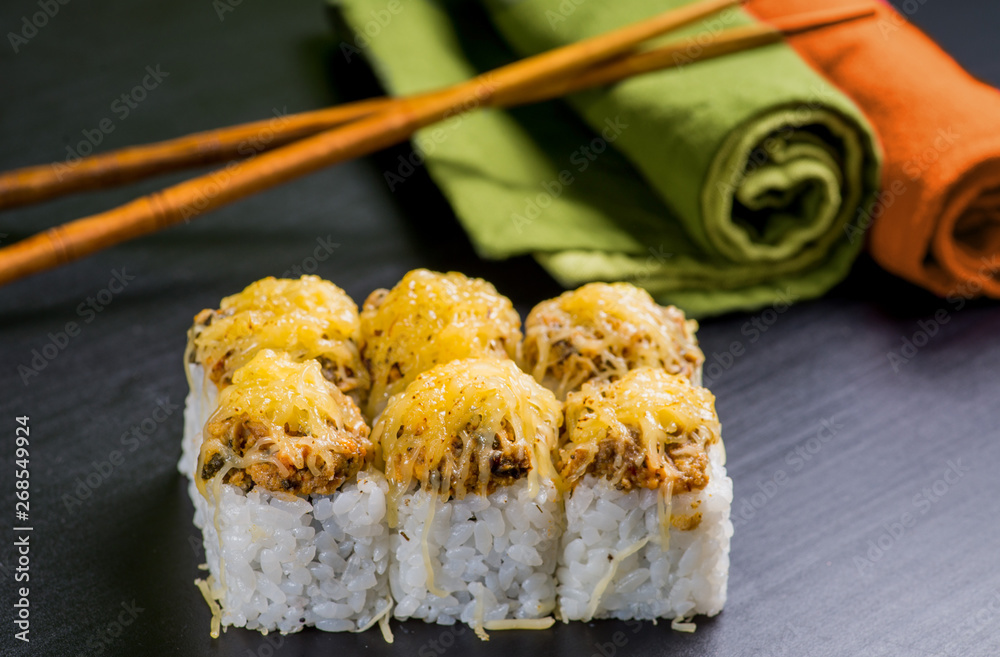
[210,463,234,602]
[377,601,395,644]
[354,596,393,636]
[421,497,447,598]
[658,481,674,552]
[194,576,222,639]
[483,618,556,631]
[183,334,196,391]
[472,583,488,641]
[583,537,651,622]
[671,617,698,633]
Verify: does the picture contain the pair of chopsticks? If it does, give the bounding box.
[0,0,875,287]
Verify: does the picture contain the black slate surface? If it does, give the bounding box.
[1,1,999,655]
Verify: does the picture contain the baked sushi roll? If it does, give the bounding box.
[193,350,391,638]
[372,358,562,638]
[359,269,521,419]
[180,275,367,477]
[521,282,703,399]
[556,368,732,624]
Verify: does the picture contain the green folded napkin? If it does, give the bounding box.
[330,0,881,316]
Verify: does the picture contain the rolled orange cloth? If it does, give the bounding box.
[749,0,1000,299]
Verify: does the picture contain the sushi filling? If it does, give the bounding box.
[186,275,369,403]
[373,358,562,506]
[197,350,371,497]
[558,368,720,495]
[521,282,704,399]
[359,269,522,419]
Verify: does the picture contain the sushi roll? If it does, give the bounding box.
[192,350,392,638]
[555,368,732,625]
[359,269,521,419]
[521,282,703,399]
[180,275,367,478]
[372,358,562,638]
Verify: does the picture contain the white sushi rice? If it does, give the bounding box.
[182,356,730,635]
[193,470,392,634]
[183,362,392,635]
[557,443,732,622]
[390,479,560,629]
[179,363,217,481]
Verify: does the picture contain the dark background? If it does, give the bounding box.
[1,1,999,655]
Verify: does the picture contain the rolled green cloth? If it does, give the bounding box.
[331,0,881,316]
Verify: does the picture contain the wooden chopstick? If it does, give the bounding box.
[0,97,389,211]
[0,2,873,212]
[0,0,738,212]
[502,5,877,107]
[0,0,740,286]
[0,1,877,287]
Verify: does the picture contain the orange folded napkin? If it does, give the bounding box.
[749,0,1000,299]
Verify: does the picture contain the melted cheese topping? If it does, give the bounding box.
[359,269,522,418]
[521,282,703,399]
[559,368,720,493]
[371,358,561,521]
[197,349,371,498]
[187,275,368,403]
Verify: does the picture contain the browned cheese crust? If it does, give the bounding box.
[558,368,720,494]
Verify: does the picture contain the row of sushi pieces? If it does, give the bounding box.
[180,269,732,641]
